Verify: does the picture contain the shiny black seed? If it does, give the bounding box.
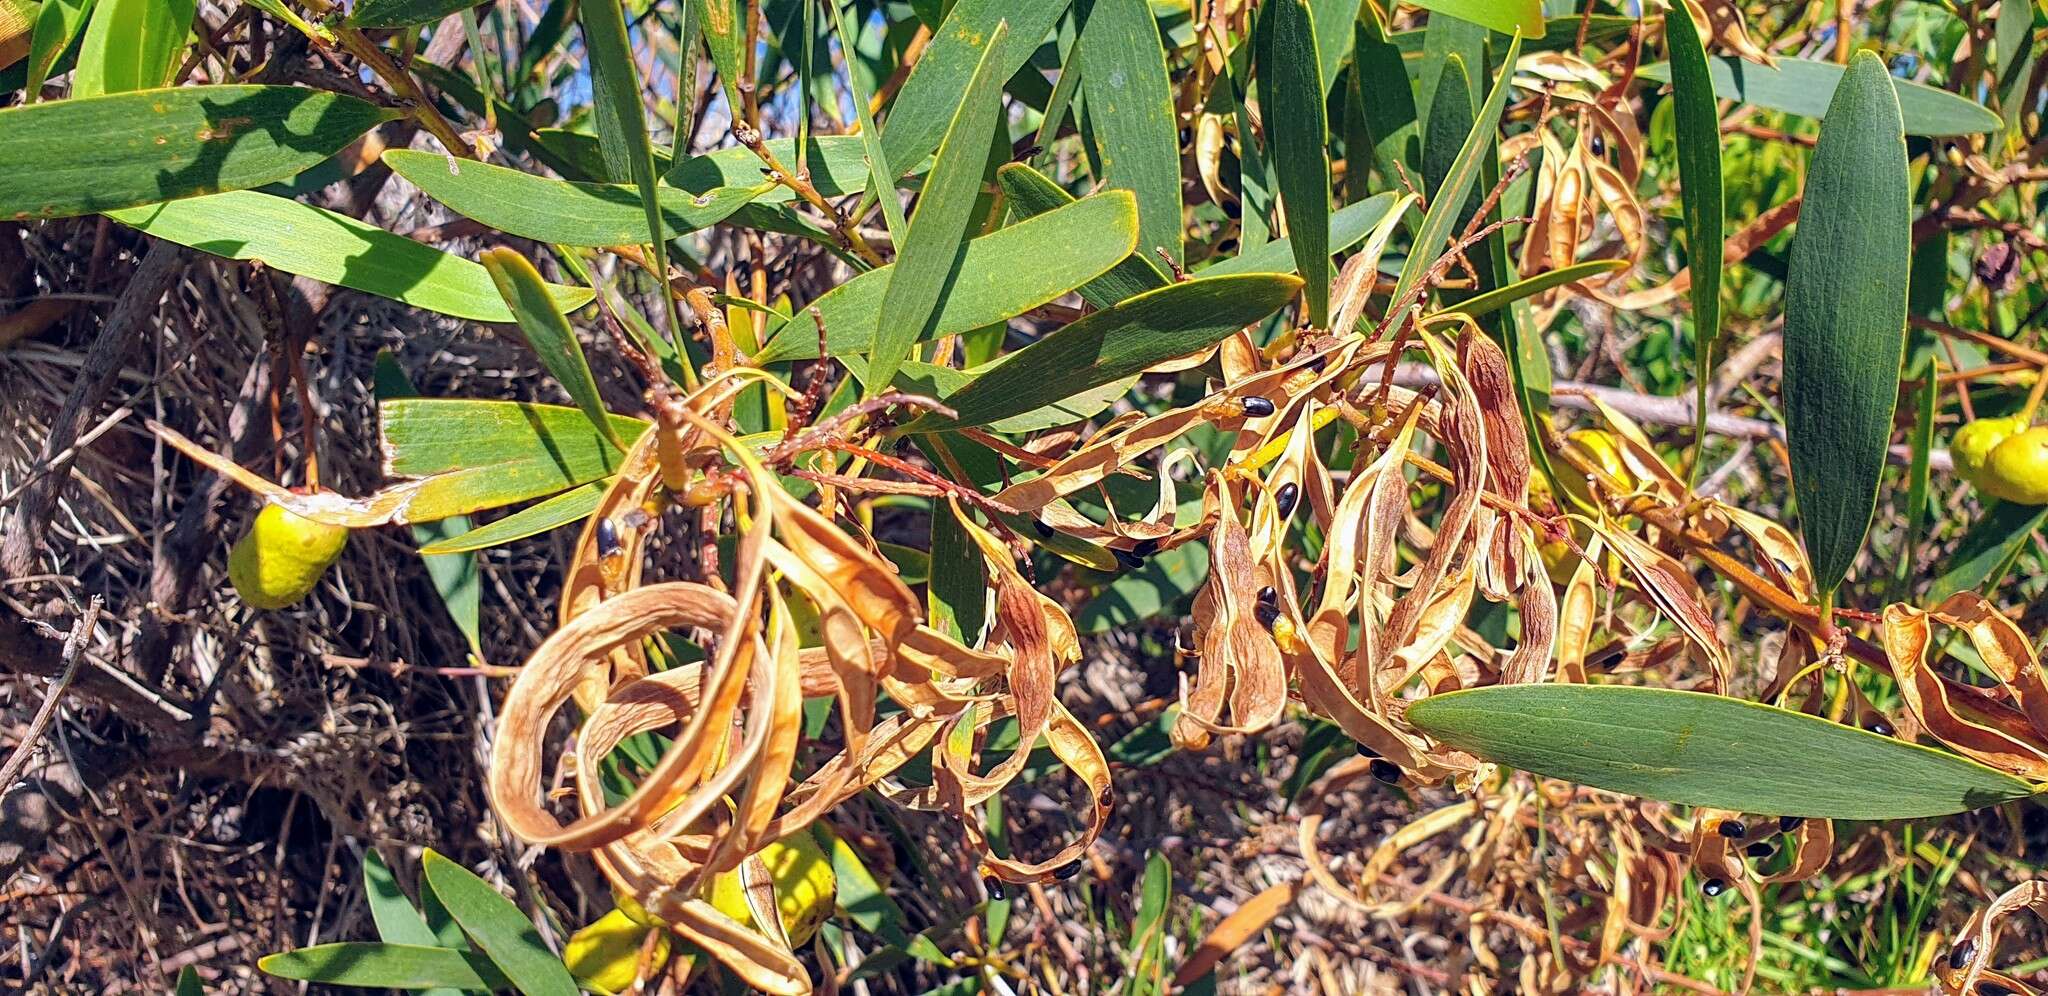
[982,875,1007,901]
[1131,537,1161,558]
[1114,549,1144,571]
[1779,816,1805,833]
[1701,877,1727,897]
[1590,133,1606,156]
[1304,354,1328,372]
[1257,585,1278,608]
[1717,819,1747,839]
[1239,395,1276,418]
[1744,841,1774,858]
[1255,601,1281,628]
[1369,759,1402,784]
[595,517,621,557]
[1053,862,1083,881]
[1095,786,1114,809]
[1354,741,1380,758]
[1866,719,1895,737]
[1033,518,1055,538]
[1275,482,1300,520]
[1950,936,1979,970]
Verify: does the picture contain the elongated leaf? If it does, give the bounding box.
[481,249,621,450]
[380,399,647,519]
[1425,260,1625,321]
[1408,685,2038,818]
[862,357,1135,434]
[1636,56,2000,137]
[1260,0,1329,326]
[347,0,478,26]
[104,191,592,322]
[174,966,202,996]
[418,481,607,555]
[824,0,906,242]
[386,150,765,246]
[25,0,94,99]
[867,20,1010,392]
[1930,501,2048,602]
[1411,0,1541,38]
[1421,55,1477,235]
[692,0,745,111]
[1205,192,1399,278]
[1351,3,1418,185]
[0,86,395,219]
[421,850,578,996]
[759,190,1138,363]
[73,0,192,95]
[880,0,1069,172]
[259,943,499,989]
[1784,52,1910,599]
[920,273,1303,430]
[1392,32,1521,308]
[1310,0,1362,96]
[996,162,1169,307]
[664,135,876,198]
[1667,8,1723,482]
[373,355,483,657]
[1078,0,1182,266]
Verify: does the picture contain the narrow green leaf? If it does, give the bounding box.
[1310,0,1362,96]
[1635,56,2000,137]
[373,355,483,656]
[818,823,911,941]
[0,86,395,219]
[1424,260,1625,321]
[362,850,442,948]
[25,0,94,99]
[825,0,908,243]
[106,191,590,321]
[1410,0,1541,38]
[346,0,479,27]
[258,943,498,990]
[1784,52,1910,599]
[1408,685,2038,819]
[72,0,192,96]
[380,398,648,520]
[919,272,1303,430]
[758,191,1137,363]
[1350,3,1418,187]
[420,849,578,996]
[580,0,662,207]
[1420,54,1477,232]
[457,247,613,446]
[385,149,767,246]
[867,19,1010,393]
[880,0,1069,172]
[996,162,1168,307]
[927,499,986,642]
[1259,0,1330,326]
[665,134,878,198]
[417,482,607,555]
[175,966,203,996]
[1392,32,1521,309]
[1667,7,1723,486]
[1077,0,1182,266]
[1930,500,2048,602]
[1205,192,1401,278]
[692,0,745,111]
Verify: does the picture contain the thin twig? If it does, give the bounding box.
[0,597,102,791]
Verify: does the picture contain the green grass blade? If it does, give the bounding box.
[0,85,396,219]
[1391,31,1521,309]
[917,272,1303,430]
[1783,52,1910,600]
[866,20,1011,393]
[1668,7,1724,487]
[1408,685,2038,819]
[1259,0,1330,326]
[480,247,623,450]
[421,849,578,996]
[1077,0,1182,267]
[105,190,591,322]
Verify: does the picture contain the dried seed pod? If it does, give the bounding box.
[1274,482,1300,520]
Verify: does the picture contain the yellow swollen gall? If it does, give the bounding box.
[227,502,350,609]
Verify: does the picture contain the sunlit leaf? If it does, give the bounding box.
[1409,685,2038,818]
[1636,55,2000,137]
[346,0,479,27]
[380,399,647,519]
[1259,0,1330,325]
[259,943,499,990]
[72,0,192,95]
[480,247,621,448]
[1077,0,1182,266]
[1667,8,1724,481]
[1409,0,1542,37]
[421,849,578,996]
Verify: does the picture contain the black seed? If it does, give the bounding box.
[1222,199,1242,220]
[1033,518,1054,538]
[595,517,621,557]
[1979,983,2018,996]
[1717,819,1747,840]
[1744,841,1774,858]
[1949,936,1979,970]
[1255,601,1281,628]
[1354,741,1380,758]
[1114,549,1144,571]
[1053,862,1083,881]
[1590,133,1606,156]
[1275,482,1300,520]
[1131,537,1161,558]
[1304,354,1328,372]
[1701,877,1727,897]
[1779,816,1805,833]
[1369,759,1402,784]
[1239,395,1275,418]
[1095,786,1114,809]
[982,875,1007,901]
[1257,585,1278,608]
[1866,719,1895,737]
